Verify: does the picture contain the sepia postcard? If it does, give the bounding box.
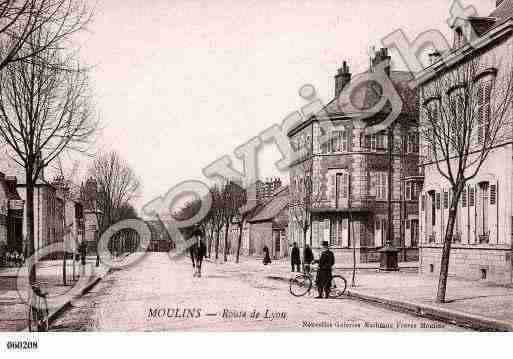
[1,0,513,355]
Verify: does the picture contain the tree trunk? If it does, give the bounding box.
[351,215,356,287]
[236,221,243,263]
[215,228,220,260]
[223,221,229,262]
[25,174,36,285]
[436,196,459,303]
[62,250,67,285]
[208,225,214,258]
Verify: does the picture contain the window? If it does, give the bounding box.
[407,131,419,153]
[490,184,497,205]
[364,132,387,151]
[335,172,349,207]
[443,191,449,209]
[435,192,441,210]
[454,27,466,49]
[421,195,425,211]
[477,80,492,144]
[429,191,436,226]
[469,187,475,207]
[462,188,467,207]
[330,217,348,247]
[405,182,411,201]
[331,130,349,152]
[374,172,387,200]
[477,182,489,240]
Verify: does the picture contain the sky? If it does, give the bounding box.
[75,0,496,213]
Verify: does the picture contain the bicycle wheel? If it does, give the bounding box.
[289,274,312,297]
[39,298,49,332]
[28,304,38,332]
[329,275,347,298]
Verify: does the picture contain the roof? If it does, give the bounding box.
[320,70,418,119]
[490,0,513,21]
[0,175,21,201]
[248,186,289,223]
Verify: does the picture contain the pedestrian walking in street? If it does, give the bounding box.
[79,241,87,266]
[313,241,335,299]
[291,242,301,272]
[262,246,271,265]
[189,226,207,278]
[303,244,314,274]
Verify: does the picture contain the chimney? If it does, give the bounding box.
[371,47,391,77]
[334,61,351,97]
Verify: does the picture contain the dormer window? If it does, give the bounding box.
[454,27,466,49]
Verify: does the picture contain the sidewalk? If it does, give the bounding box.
[0,256,109,331]
[238,256,513,331]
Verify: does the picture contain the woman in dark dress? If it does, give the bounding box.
[262,246,271,265]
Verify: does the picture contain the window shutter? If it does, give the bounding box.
[490,184,497,205]
[469,187,475,207]
[462,188,467,207]
[342,173,348,198]
[436,192,441,210]
[443,191,449,209]
[421,195,425,211]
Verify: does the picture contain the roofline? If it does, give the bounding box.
[413,18,513,87]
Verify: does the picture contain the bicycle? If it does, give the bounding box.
[289,266,347,298]
[28,282,49,332]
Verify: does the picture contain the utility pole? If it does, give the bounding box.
[379,124,399,271]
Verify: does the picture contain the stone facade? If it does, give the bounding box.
[288,48,420,263]
[0,173,24,262]
[417,2,513,283]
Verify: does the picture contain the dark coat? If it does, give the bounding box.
[291,246,301,264]
[315,249,335,286]
[262,246,271,264]
[190,238,207,265]
[303,247,314,264]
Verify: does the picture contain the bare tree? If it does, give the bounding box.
[219,181,245,262]
[290,158,322,251]
[85,151,140,265]
[0,32,95,283]
[208,185,225,261]
[419,58,513,302]
[0,0,92,71]
[53,156,81,284]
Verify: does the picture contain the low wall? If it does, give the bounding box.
[420,245,513,285]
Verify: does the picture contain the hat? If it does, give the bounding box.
[321,241,329,247]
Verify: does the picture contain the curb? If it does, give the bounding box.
[47,269,111,326]
[266,274,513,332]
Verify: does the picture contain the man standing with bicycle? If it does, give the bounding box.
[314,241,335,299]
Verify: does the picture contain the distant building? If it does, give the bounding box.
[146,220,172,252]
[53,177,85,258]
[81,177,101,254]
[255,178,282,203]
[0,173,24,257]
[246,186,289,259]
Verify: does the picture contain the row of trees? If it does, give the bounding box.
[0,0,95,284]
[84,151,141,265]
[173,181,247,263]
[0,1,141,283]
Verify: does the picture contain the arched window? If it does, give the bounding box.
[475,75,494,145]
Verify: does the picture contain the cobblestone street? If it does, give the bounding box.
[50,253,461,331]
